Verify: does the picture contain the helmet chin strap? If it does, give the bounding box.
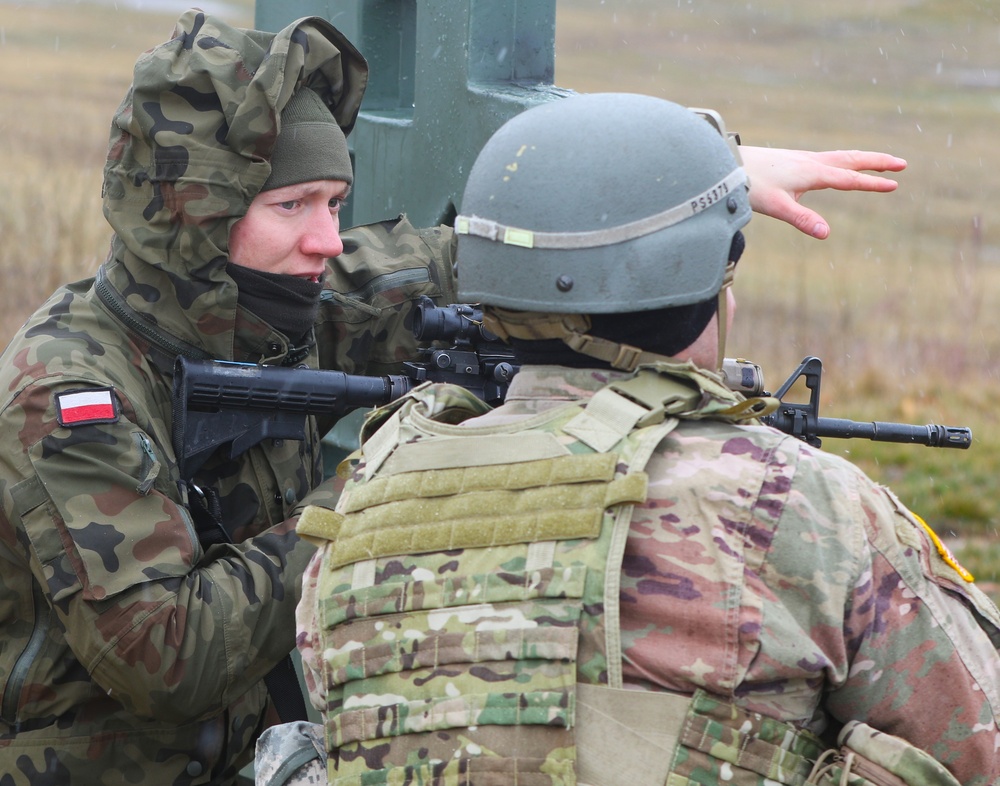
[483,308,676,373]
[715,259,736,372]
[560,332,674,372]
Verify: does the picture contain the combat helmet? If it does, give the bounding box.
[454,92,750,370]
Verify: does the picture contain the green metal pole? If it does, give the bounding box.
[254,0,571,229]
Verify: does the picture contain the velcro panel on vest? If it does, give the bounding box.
[668,691,824,786]
[296,504,343,544]
[345,452,619,510]
[324,453,648,570]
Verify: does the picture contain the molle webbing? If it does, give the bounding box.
[668,691,823,786]
[300,452,648,570]
[576,685,824,786]
[303,381,671,786]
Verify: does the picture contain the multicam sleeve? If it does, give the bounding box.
[317,215,458,376]
[825,469,1000,786]
[295,546,327,711]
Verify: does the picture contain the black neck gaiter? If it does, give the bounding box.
[226,263,322,349]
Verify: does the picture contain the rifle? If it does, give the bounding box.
[171,297,514,480]
[722,356,972,450]
[172,307,971,481]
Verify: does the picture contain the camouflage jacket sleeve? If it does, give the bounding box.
[819,470,1000,784]
[0,376,318,724]
[622,422,1000,786]
[316,215,458,376]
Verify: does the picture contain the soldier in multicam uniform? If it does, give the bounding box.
[292,94,1000,786]
[0,5,915,784]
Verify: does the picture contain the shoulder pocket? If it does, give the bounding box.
[26,422,197,602]
[889,490,1000,636]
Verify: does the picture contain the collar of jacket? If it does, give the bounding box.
[96,253,312,372]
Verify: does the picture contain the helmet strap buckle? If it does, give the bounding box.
[563,332,668,373]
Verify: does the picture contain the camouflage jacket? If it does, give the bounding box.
[297,365,1000,786]
[0,11,455,785]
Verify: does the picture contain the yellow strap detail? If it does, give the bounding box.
[717,396,779,419]
[915,513,974,582]
[503,226,535,248]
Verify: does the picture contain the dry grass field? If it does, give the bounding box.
[1,0,999,578]
[553,0,1000,585]
[0,2,253,340]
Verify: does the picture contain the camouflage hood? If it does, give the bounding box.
[98,10,368,362]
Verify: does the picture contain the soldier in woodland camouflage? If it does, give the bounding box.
[0,6,916,784]
[0,11,456,784]
[293,94,1000,786]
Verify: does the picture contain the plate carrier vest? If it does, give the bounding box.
[297,364,960,786]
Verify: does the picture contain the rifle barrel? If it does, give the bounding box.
[812,417,972,449]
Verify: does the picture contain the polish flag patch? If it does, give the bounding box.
[55,388,119,427]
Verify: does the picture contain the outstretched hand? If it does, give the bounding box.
[740,147,907,239]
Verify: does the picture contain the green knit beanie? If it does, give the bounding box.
[262,87,353,190]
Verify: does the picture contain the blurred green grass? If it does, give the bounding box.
[1,1,998,572]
